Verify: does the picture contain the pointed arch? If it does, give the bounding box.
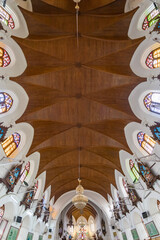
[1,132,20,157]
[0,0,29,38]
[0,6,15,29]
[0,48,11,67]
[20,161,30,183]
[143,92,160,114]
[146,48,160,69]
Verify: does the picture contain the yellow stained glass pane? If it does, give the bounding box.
[153,48,160,58]
[144,134,156,147]
[2,135,13,149]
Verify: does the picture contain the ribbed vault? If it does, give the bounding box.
[14,0,144,201]
[67,203,97,221]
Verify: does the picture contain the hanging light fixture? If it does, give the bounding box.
[73,0,81,10]
[73,0,81,47]
[72,179,88,210]
[72,148,88,210]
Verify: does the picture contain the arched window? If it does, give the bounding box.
[0,47,11,67]
[0,6,15,29]
[0,92,13,114]
[20,162,30,183]
[129,160,140,183]
[142,8,160,30]
[137,131,156,154]
[1,132,21,157]
[144,92,160,114]
[0,205,4,222]
[146,48,160,69]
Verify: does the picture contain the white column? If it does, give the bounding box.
[152,213,160,233]
[125,228,133,240]
[117,231,123,240]
[32,231,40,240]
[17,226,29,240]
[1,220,12,240]
[136,223,148,240]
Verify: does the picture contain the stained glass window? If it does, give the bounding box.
[137,131,156,154]
[150,123,160,141]
[138,162,156,189]
[0,205,4,222]
[144,92,160,114]
[20,162,30,183]
[0,92,13,114]
[0,6,15,29]
[0,47,11,67]
[0,128,5,140]
[129,160,140,183]
[145,48,160,69]
[1,132,21,157]
[142,8,160,30]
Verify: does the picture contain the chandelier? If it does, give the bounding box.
[72,179,88,210]
[73,0,81,10]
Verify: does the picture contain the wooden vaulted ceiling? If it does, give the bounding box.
[14,0,145,201]
[67,203,97,221]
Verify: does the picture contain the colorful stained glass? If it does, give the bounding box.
[0,92,13,114]
[142,7,160,30]
[150,123,160,141]
[0,6,15,29]
[0,47,11,67]
[137,131,156,154]
[20,162,30,183]
[2,132,21,157]
[0,128,5,140]
[145,48,160,69]
[129,160,140,182]
[138,162,155,189]
[144,92,160,114]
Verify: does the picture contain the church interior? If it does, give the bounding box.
[0,0,160,239]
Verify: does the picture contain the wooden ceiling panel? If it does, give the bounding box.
[87,0,126,15]
[15,0,140,200]
[67,203,97,220]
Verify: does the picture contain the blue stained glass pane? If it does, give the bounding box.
[12,133,21,147]
[137,131,145,146]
